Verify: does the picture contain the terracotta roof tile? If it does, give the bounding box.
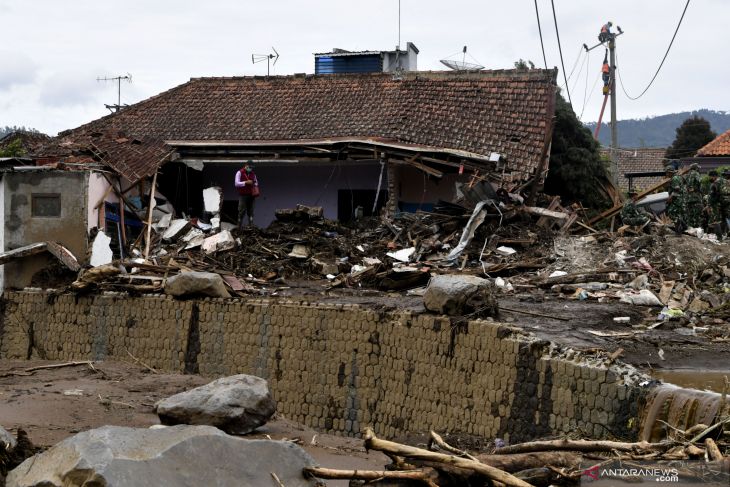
[50,70,557,182]
[601,147,666,190]
[697,128,730,157]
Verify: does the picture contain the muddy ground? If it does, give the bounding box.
[268,281,730,374]
[0,359,390,486]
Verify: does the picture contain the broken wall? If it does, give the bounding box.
[166,161,386,227]
[2,171,89,289]
[0,291,646,442]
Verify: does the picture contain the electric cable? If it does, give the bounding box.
[533,0,549,70]
[616,0,690,100]
[560,46,584,89]
[550,0,572,106]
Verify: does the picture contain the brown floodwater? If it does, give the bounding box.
[651,369,730,393]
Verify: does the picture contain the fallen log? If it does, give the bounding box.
[493,438,679,455]
[23,361,94,373]
[303,466,440,487]
[363,428,533,487]
[476,451,581,473]
[705,438,724,462]
[428,430,478,461]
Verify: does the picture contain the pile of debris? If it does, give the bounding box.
[305,427,730,486]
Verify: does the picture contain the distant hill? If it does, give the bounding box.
[0,125,40,139]
[584,109,730,148]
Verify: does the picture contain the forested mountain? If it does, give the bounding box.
[584,109,730,148]
[0,126,40,139]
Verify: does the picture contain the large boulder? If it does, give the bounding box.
[164,271,231,298]
[155,375,276,434]
[7,425,317,487]
[0,426,17,452]
[423,274,497,316]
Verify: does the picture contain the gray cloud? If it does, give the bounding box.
[0,51,37,90]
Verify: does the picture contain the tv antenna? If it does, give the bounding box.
[440,46,484,71]
[252,47,280,76]
[97,73,132,113]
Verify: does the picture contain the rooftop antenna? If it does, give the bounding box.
[252,47,280,76]
[398,0,401,50]
[97,73,132,113]
[440,46,484,71]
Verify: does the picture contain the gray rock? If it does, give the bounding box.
[7,425,316,487]
[423,274,496,315]
[164,271,231,298]
[0,425,16,452]
[155,375,276,434]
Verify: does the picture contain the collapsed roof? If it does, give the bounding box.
[38,69,558,183]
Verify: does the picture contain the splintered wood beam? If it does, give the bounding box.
[0,243,48,265]
[588,166,690,226]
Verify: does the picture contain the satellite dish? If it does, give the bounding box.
[440,59,484,71]
[440,45,484,71]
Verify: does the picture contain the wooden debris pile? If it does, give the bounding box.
[304,426,730,486]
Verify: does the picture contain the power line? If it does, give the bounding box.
[533,0,548,70]
[616,0,690,100]
[561,46,584,88]
[550,0,572,106]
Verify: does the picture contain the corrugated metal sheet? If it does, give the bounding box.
[315,55,383,74]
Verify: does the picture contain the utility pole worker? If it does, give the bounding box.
[601,51,611,93]
[599,21,613,42]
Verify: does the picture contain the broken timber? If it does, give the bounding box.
[0,242,80,271]
[588,166,690,226]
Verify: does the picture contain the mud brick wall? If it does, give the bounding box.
[0,291,645,442]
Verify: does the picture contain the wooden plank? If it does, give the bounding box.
[588,166,689,226]
[523,206,568,219]
[0,243,47,265]
[143,171,158,260]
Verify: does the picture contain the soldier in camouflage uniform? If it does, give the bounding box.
[709,170,730,239]
[703,170,719,233]
[621,192,651,227]
[665,165,686,232]
[683,163,703,228]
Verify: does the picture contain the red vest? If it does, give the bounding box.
[237,169,257,195]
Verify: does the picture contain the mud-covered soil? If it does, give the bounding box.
[0,359,388,486]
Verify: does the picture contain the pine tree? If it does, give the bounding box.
[544,91,611,209]
[665,116,716,159]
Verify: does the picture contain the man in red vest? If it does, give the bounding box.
[235,161,259,228]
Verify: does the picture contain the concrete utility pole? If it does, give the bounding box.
[584,26,624,189]
[608,36,618,187]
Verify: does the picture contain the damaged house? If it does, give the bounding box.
[2,69,557,289]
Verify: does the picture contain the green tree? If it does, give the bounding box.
[544,91,611,209]
[0,137,26,157]
[665,115,716,159]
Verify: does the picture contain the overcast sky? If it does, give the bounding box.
[1,0,726,135]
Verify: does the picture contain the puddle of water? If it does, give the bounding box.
[651,369,730,393]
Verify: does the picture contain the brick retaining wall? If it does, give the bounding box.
[0,291,646,442]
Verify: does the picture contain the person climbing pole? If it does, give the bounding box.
[601,50,611,94]
[598,21,613,43]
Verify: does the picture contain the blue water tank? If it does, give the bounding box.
[315,55,383,74]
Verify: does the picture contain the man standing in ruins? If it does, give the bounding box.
[235,161,260,228]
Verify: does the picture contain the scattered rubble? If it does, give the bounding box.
[155,375,276,434]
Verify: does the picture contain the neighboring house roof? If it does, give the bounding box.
[697,128,730,157]
[36,131,172,182]
[0,130,51,154]
[43,69,557,183]
[601,147,667,190]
